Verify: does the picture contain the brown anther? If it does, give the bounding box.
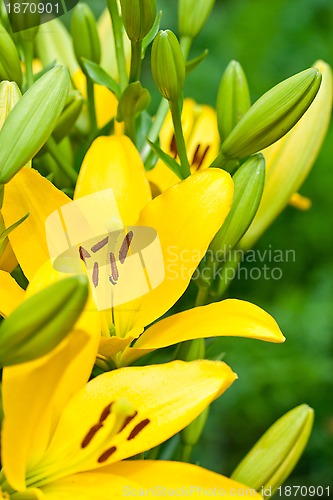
[110,252,119,281]
[118,411,138,434]
[81,423,103,448]
[170,134,178,158]
[99,403,113,423]
[92,262,99,287]
[79,246,91,263]
[127,418,151,440]
[97,446,117,463]
[192,144,210,169]
[91,236,109,253]
[119,231,133,264]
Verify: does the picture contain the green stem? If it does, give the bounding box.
[124,116,136,145]
[46,137,78,184]
[210,250,242,300]
[129,40,142,82]
[169,100,191,177]
[22,40,34,89]
[180,443,193,462]
[86,77,97,134]
[107,0,128,92]
[180,35,192,59]
[195,287,209,307]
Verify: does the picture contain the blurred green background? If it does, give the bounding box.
[69,0,333,494]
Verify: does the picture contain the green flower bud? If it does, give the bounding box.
[178,0,215,39]
[231,404,314,498]
[53,90,84,143]
[117,81,151,122]
[0,81,22,130]
[0,24,23,86]
[181,407,209,460]
[0,65,70,184]
[177,338,205,362]
[120,0,156,42]
[217,60,251,142]
[221,68,322,160]
[151,30,185,102]
[211,154,265,254]
[0,275,89,366]
[71,3,101,73]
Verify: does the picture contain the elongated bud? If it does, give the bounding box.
[120,0,156,42]
[178,0,215,39]
[217,60,251,142]
[240,61,332,249]
[0,65,70,184]
[71,3,101,73]
[0,24,23,86]
[117,82,151,121]
[221,68,322,160]
[53,91,84,143]
[181,407,209,459]
[177,338,205,362]
[151,30,185,102]
[0,81,22,130]
[0,275,89,366]
[211,154,265,253]
[231,405,314,498]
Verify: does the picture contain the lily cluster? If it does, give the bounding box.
[0,0,331,498]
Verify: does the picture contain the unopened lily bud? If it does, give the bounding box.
[221,68,322,160]
[0,65,70,184]
[0,275,89,366]
[178,0,215,39]
[117,82,151,122]
[0,24,23,86]
[211,154,265,254]
[0,81,22,130]
[217,60,251,142]
[231,404,314,498]
[151,30,185,102]
[177,338,205,362]
[53,91,84,143]
[240,61,332,249]
[181,407,209,458]
[120,0,156,42]
[71,3,101,73]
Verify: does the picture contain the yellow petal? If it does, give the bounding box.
[187,105,220,172]
[109,460,263,499]
[289,192,312,211]
[2,168,70,282]
[36,360,236,483]
[129,169,234,330]
[2,327,99,492]
[133,299,285,350]
[42,470,140,500]
[72,70,119,129]
[0,270,25,317]
[74,136,152,225]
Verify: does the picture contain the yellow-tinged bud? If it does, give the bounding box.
[71,3,101,73]
[231,404,314,498]
[0,81,22,130]
[211,154,265,253]
[217,60,251,142]
[0,65,70,184]
[0,24,23,86]
[178,0,215,39]
[151,30,185,102]
[120,0,156,42]
[53,90,84,143]
[240,61,332,249]
[221,68,322,160]
[0,275,89,366]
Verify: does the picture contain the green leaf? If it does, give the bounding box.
[146,138,184,179]
[81,58,121,98]
[186,49,209,75]
[142,11,163,57]
[0,213,29,243]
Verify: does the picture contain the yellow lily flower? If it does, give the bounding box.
[0,326,261,499]
[147,98,220,193]
[240,60,332,249]
[1,135,284,368]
